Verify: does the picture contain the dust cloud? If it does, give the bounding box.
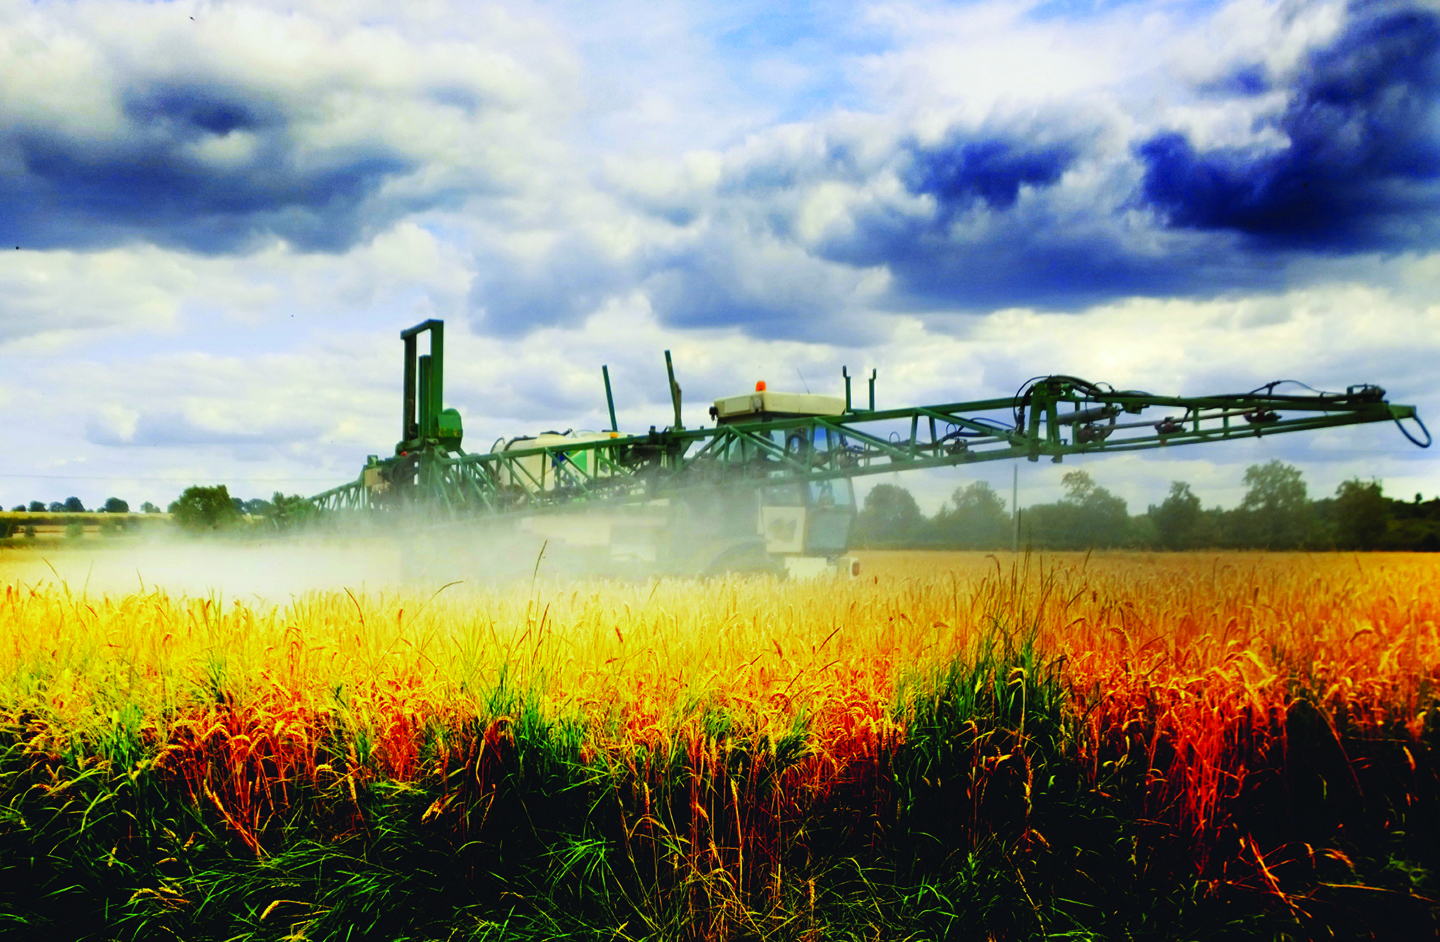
[0,510,674,603]
[1,537,408,602]
[0,494,809,602]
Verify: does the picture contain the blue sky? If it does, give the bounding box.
[0,0,1436,516]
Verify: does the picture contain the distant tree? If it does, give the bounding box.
[1150,481,1204,550]
[1054,470,1129,549]
[62,496,85,513]
[48,502,64,513]
[265,492,317,530]
[852,484,925,546]
[1127,512,1159,549]
[141,501,161,514]
[1333,478,1388,550]
[1382,492,1440,551]
[244,497,274,516]
[102,497,130,514]
[27,501,44,513]
[10,505,23,512]
[1235,460,1313,549]
[23,525,35,539]
[933,481,1010,549]
[169,485,240,533]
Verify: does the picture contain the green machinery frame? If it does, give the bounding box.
[308,321,1430,521]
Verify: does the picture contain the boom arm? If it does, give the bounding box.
[309,373,1428,518]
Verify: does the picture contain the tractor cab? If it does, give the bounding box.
[708,382,858,574]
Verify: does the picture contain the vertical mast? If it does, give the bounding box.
[402,333,417,443]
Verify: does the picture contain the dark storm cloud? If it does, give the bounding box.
[614,126,1152,328]
[1138,3,1440,250]
[1199,63,1271,98]
[902,136,1077,216]
[1,82,423,254]
[592,122,1249,325]
[125,85,272,138]
[823,134,1107,310]
[806,128,1217,311]
[643,245,846,338]
[820,210,1232,312]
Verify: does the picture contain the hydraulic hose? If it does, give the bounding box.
[1396,411,1432,448]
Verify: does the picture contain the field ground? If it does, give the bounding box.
[1,548,1438,940]
[0,511,172,545]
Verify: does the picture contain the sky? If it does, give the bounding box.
[0,0,1437,517]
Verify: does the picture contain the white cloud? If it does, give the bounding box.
[1,0,1435,520]
[0,246,191,347]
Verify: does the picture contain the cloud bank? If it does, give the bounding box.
[1,0,1436,512]
[5,0,1437,331]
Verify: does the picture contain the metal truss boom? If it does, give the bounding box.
[308,375,1428,521]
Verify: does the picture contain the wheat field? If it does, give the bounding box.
[1,548,1437,940]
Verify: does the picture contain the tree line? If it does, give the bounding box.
[7,487,314,533]
[8,497,162,514]
[852,460,1440,552]
[12,463,1438,550]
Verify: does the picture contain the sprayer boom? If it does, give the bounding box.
[305,322,1428,574]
